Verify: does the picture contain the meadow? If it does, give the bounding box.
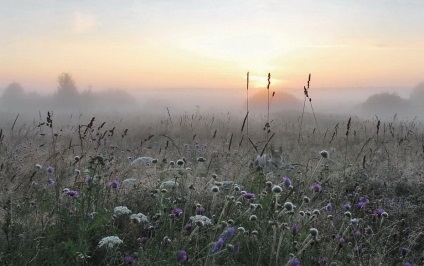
[0,109,423,265]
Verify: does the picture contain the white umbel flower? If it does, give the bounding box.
[130,213,149,223]
[114,206,132,216]
[98,236,123,248]
[189,215,213,226]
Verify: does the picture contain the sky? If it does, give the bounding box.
[0,0,423,99]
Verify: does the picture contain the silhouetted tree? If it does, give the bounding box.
[55,73,80,108]
[361,92,410,117]
[1,82,26,110]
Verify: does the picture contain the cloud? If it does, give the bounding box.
[72,12,98,33]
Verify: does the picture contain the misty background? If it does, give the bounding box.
[1,72,423,120]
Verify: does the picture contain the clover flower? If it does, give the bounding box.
[98,236,123,248]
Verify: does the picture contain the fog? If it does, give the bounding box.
[1,73,423,121]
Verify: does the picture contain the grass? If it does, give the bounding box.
[0,109,423,265]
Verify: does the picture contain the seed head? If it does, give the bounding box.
[320,150,329,159]
[272,185,283,194]
[309,228,319,238]
[211,186,220,193]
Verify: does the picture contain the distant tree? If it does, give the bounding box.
[361,92,410,117]
[54,73,80,108]
[410,82,424,100]
[1,82,26,109]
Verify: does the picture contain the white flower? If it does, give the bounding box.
[114,206,132,216]
[160,180,178,189]
[130,213,149,223]
[189,215,213,226]
[98,236,123,248]
[122,178,138,187]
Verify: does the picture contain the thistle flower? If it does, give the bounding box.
[272,185,283,193]
[373,209,385,217]
[46,166,54,174]
[211,186,220,193]
[355,197,369,208]
[220,227,235,242]
[65,190,79,198]
[326,203,333,213]
[123,256,136,265]
[292,224,299,235]
[177,250,188,262]
[342,202,351,210]
[211,238,224,253]
[249,215,258,221]
[309,228,319,238]
[47,178,55,186]
[284,202,294,211]
[171,208,183,217]
[282,176,292,190]
[98,236,123,248]
[242,193,256,200]
[286,257,301,266]
[320,150,329,159]
[109,179,120,189]
[311,183,322,192]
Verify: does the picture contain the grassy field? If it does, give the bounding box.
[0,110,423,265]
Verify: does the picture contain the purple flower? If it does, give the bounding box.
[177,250,188,262]
[46,166,54,174]
[184,223,193,231]
[196,206,205,214]
[342,202,351,210]
[219,227,235,242]
[326,203,333,213]
[109,179,120,189]
[282,176,292,190]
[87,213,95,221]
[373,209,385,217]
[47,178,56,186]
[311,183,322,192]
[292,224,299,235]
[65,190,79,198]
[287,257,301,266]
[404,261,417,266]
[123,256,136,265]
[355,197,369,208]
[400,247,410,257]
[211,238,224,253]
[242,193,256,200]
[171,208,183,217]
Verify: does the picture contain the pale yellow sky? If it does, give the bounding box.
[0,0,423,94]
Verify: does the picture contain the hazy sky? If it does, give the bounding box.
[1,0,423,94]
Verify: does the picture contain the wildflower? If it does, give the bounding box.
[326,203,333,213]
[122,178,137,187]
[249,215,258,221]
[222,181,233,190]
[171,208,183,217]
[242,193,256,200]
[286,257,301,266]
[282,176,292,190]
[160,180,178,189]
[237,227,246,233]
[211,186,220,193]
[46,166,54,174]
[35,164,42,169]
[303,196,310,203]
[309,228,319,238]
[130,213,149,223]
[87,213,95,221]
[74,156,80,161]
[342,202,351,210]
[311,183,322,192]
[123,256,136,265]
[177,159,184,166]
[220,227,235,242]
[114,206,132,216]
[373,209,385,217]
[109,179,120,189]
[211,238,224,253]
[266,181,273,187]
[177,250,188,262]
[355,197,369,208]
[272,185,283,194]
[292,224,299,235]
[196,205,205,214]
[364,225,373,235]
[350,218,359,227]
[312,209,321,216]
[400,247,410,257]
[284,202,294,211]
[47,178,55,186]
[320,150,329,159]
[403,261,417,266]
[190,215,213,226]
[184,223,193,231]
[65,190,79,198]
[98,236,123,248]
[344,211,352,218]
